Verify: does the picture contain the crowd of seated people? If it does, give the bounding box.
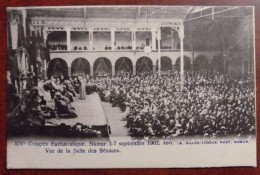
[48,43,67,51]
[7,73,103,137]
[9,73,100,122]
[9,74,80,122]
[95,71,255,139]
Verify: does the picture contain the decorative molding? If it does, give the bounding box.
[31,17,183,33]
[72,27,88,31]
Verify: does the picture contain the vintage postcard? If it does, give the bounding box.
[6,6,256,168]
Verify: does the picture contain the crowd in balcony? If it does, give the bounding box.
[115,45,132,50]
[48,43,67,51]
[47,42,175,51]
[73,46,88,51]
[161,44,172,49]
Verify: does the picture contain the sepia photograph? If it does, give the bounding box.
[5,6,257,168]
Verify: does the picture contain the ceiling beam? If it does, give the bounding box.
[184,6,239,23]
[184,7,194,21]
[141,7,168,19]
[135,7,141,19]
[191,7,212,13]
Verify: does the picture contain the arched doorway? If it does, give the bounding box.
[136,57,153,73]
[71,58,90,76]
[94,57,112,75]
[212,55,224,73]
[194,55,209,71]
[115,57,133,73]
[175,56,191,71]
[47,58,68,78]
[156,56,172,72]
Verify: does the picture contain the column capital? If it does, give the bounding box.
[131,27,136,31]
[151,27,158,32]
[111,28,115,50]
[65,27,71,32]
[42,27,48,33]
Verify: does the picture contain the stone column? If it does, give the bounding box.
[112,65,115,76]
[68,67,71,77]
[90,66,94,76]
[191,50,195,73]
[172,64,175,72]
[111,28,115,50]
[132,28,136,50]
[89,29,93,51]
[65,27,71,51]
[133,65,136,75]
[157,28,161,75]
[152,28,157,50]
[171,29,174,50]
[153,65,156,74]
[179,23,184,89]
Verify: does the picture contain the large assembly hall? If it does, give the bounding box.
[6,6,256,139]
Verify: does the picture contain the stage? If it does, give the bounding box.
[45,93,110,137]
[7,93,111,138]
[46,93,108,126]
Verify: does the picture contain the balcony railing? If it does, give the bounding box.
[48,44,179,52]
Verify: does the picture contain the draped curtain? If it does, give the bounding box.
[137,57,153,73]
[94,57,112,74]
[48,59,68,78]
[115,57,133,73]
[72,58,90,76]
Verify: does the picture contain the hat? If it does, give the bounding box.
[164,129,169,134]
[55,92,62,97]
